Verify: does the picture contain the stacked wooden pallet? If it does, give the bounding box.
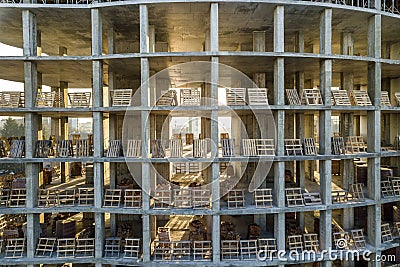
[0,92,23,108]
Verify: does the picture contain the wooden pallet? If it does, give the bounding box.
[111,89,132,106]
[104,238,121,258]
[301,89,323,105]
[35,238,56,257]
[76,238,95,258]
[226,88,246,106]
[103,189,122,207]
[332,190,349,203]
[240,240,258,260]
[303,138,317,155]
[53,91,64,107]
[173,188,192,208]
[8,189,26,207]
[331,89,351,106]
[180,89,201,106]
[221,240,240,260]
[287,235,303,253]
[75,139,91,157]
[253,188,273,208]
[285,188,305,207]
[185,133,194,145]
[193,139,207,158]
[5,238,25,258]
[227,189,245,209]
[169,139,183,158]
[57,238,75,258]
[156,90,178,106]
[395,92,400,106]
[124,238,140,259]
[381,180,395,198]
[393,222,400,237]
[348,183,365,201]
[126,140,141,158]
[68,92,91,107]
[381,91,391,106]
[284,139,303,156]
[154,241,172,261]
[192,189,210,209]
[35,140,53,158]
[255,139,275,156]
[221,139,234,157]
[38,189,58,207]
[171,241,191,261]
[56,140,73,157]
[242,139,257,156]
[124,189,142,208]
[286,89,301,105]
[351,229,366,249]
[247,88,268,105]
[77,187,94,206]
[58,188,76,206]
[303,234,319,252]
[331,137,346,155]
[107,140,121,157]
[0,189,10,206]
[346,136,366,153]
[9,140,24,158]
[391,178,400,197]
[258,238,277,259]
[193,240,212,261]
[151,140,165,158]
[350,90,372,106]
[381,223,393,243]
[0,91,22,108]
[303,192,322,206]
[153,187,171,209]
[36,92,56,107]
[333,232,350,249]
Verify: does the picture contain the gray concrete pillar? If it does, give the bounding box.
[367,15,382,267]
[341,31,354,56]
[319,9,333,267]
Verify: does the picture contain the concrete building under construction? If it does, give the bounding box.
[0,0,398,266]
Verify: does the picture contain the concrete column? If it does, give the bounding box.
[294,31,304,53]
[36,30,41,56]
[23,10,40,264]
[319,9,332,267]
[92,9,104,266]
[367,15,382,266]
[210,3,218,52]
[341,31,354,56]
[273,6,285,260]
[140,4,151,263]
[149,25,155,53]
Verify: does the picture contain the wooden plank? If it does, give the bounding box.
[226,88,246,106]
[111,89,132,106]
[247,88,268,105]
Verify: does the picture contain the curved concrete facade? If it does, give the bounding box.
[0,0,398,266]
